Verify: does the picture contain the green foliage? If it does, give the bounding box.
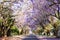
[0,5,15,37]
[43,23,54,36]
[10,26,19,36]
[33,20,59,37]
[33,25,44,35]
[0,19,3,23]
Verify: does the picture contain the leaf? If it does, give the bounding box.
[0,19,3,23]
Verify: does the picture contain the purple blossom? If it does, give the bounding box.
[11,0,60,29]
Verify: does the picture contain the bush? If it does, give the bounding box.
[9,26,19,36]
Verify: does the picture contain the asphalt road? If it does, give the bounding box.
[22,34,60,40]
[22,34,39,40]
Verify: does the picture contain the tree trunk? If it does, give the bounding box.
[2,35,7,40]
[2,30,7,40]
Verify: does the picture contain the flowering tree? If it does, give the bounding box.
[0,3,15,37]
[46,0,60,37]
[46,0,60,19]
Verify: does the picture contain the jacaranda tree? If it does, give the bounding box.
[0,3,15,37]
